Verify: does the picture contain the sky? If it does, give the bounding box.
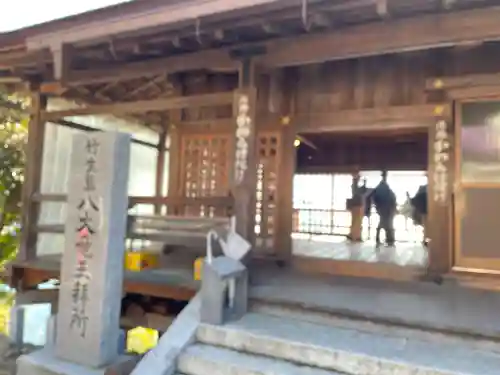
[0,0,131,32]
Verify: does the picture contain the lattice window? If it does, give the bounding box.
[255,132,280,251]
[181,134,231,217]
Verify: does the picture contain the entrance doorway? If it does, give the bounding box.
[291,129,429,272]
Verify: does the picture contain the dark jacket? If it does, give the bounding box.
[411,185,428,225]
[371,181,397,217]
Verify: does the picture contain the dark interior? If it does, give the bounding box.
[296,128,428,173]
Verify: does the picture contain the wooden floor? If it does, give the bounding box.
[292,234,428,267]
[12,235,427,301]
[10,252,199,300]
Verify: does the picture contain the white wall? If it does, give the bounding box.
[36,99,168,256]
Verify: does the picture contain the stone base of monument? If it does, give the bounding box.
[16,348,138,375]
[16,315,136,375]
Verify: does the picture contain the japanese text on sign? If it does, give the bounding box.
[433,120,450,204]
[234,94,251,184]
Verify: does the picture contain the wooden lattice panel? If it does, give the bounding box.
[255,131,281,251]
[180,134,231,217]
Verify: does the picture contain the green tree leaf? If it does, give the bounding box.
[0,87,28,270]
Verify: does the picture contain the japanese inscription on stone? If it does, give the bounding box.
[70,137,100,338]
[56,132,130,368]
[433,120,450,204]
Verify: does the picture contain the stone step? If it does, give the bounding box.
[196,312,500,375]
[177,343,343,375]
[250,301,500,353]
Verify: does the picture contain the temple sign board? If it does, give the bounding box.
[55,132,131,368]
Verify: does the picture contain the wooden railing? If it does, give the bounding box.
[292,208,351,236]
[31,193,234,238]
[292,207,423,242]
[127,195,233,215]
[128,214,231,247]
[31,193,233,211]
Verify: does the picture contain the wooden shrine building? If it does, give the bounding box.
[3,0,500,331]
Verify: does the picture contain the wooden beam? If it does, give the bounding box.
[65,49,236,86]
[232,60,258,246]
[128,195,233,210]
[426,72,500,91]
[426,112,453,276]
[16,289,59,306]
[51,43,73,81]
[273,68,296,263]
[166,76,183,215]
[18,87,47,262]
[41,91,234,121]
[0,49,51,69]
[0,76,22,84]
[154,129,167,215]
[295,104,451,133]
[261,6,500,67]
[30,193,233,210]
[179,118,233,133]
[9,263,196,300]
[40,81,67,95]
[447,84,500,100]
[47,5,500,86]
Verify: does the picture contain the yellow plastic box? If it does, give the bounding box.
[193,257,204,281]
[125,251,160,272]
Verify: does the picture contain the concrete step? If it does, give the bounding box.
[249,269,500,339]
[196,312,500,375]
[177,343,342,375]
[250,301,500,353]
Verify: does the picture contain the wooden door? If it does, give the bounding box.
[454,100,500,271]
[180,133,232,217]
[178,129,282,254]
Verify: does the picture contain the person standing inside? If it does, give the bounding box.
[371,171,397,247]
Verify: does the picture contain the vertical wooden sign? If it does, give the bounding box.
[231,87,257,244]
[427,106,453,276]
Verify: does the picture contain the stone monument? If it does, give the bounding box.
[17,131,132,375]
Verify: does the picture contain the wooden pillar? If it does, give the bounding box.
[426,106,454,278]
[154,129,167,215]
[232,59,258,245]
[167,76,183,215]
[274,68,297,263]
[18,84,47,262]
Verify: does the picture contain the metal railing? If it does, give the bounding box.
[292,208,423,242]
